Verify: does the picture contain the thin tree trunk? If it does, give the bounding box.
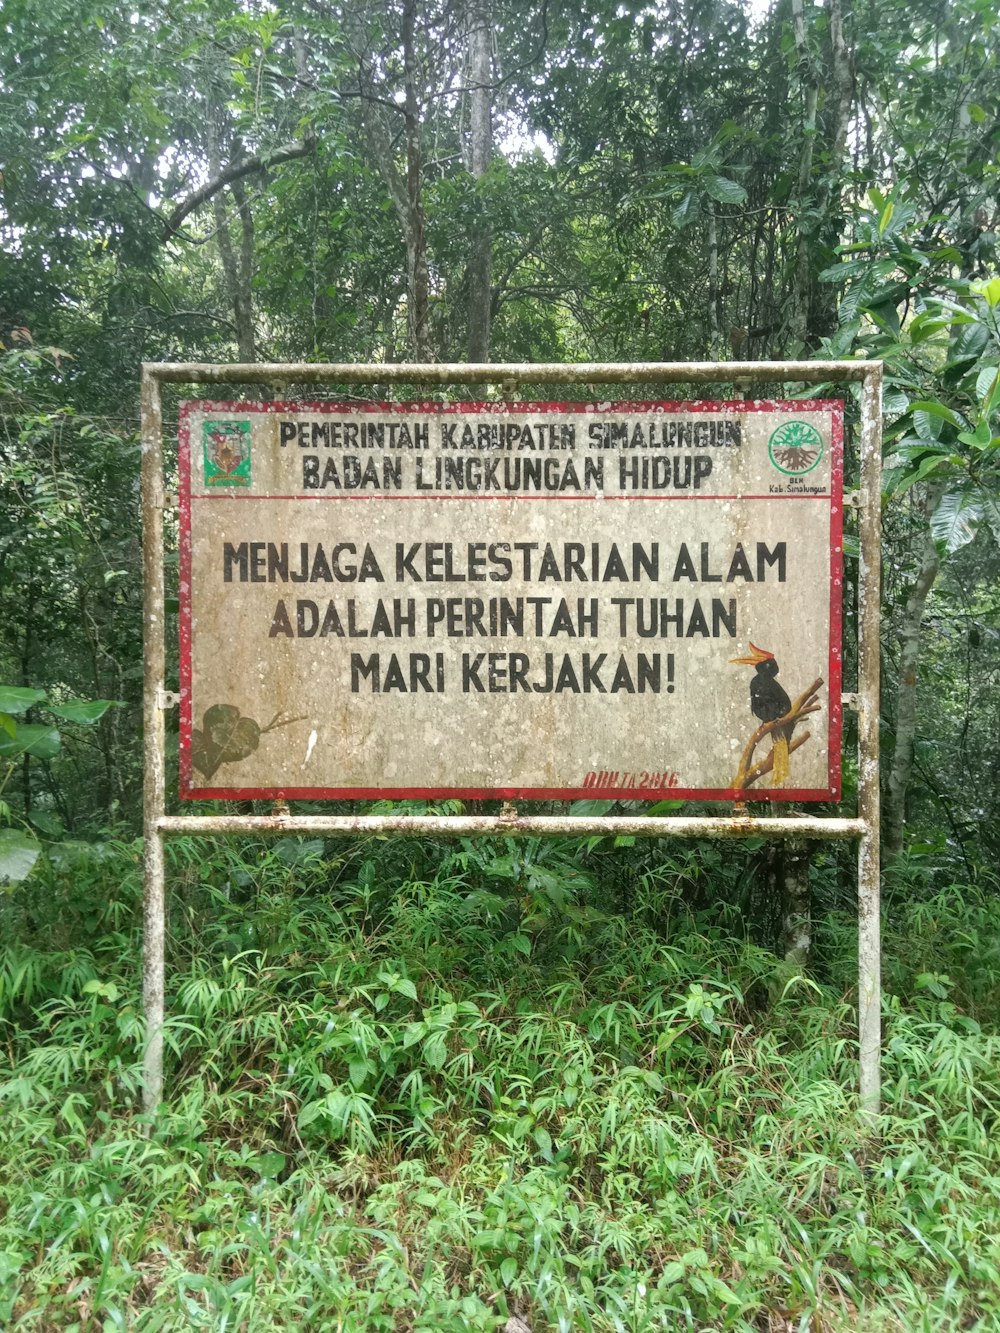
[707,202,719,355]
[402,0,431,360]
[466,0,492,362]
[208,115,256,362]
[231,176,257,361]
[780,840,813,966]
[812,0,854,339]
[789,0,819,350]
[885,485,945,858]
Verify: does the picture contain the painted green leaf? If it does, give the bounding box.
[0,687,46,715]
[0,829,42,884]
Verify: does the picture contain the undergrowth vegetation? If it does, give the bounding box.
[3,835,1000,1331]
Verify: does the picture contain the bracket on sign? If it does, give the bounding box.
[841,692,861,711]
[844,490,862,509]
[158,688,180,711]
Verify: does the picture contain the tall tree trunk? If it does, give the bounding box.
[780,840,813,966]
[885,485,945,858]
[465,0,493,362]
[789,0,819,350]
[402,0,431,360]
[707,202,720,355]
[208,114,257,362]
[789,0,854,347]
[812,0,854,340]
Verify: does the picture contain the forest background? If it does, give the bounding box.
[2,0,1000,1329]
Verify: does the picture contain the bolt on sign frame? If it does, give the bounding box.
[141,360,882,1120]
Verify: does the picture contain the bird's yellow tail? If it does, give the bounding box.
[771,735,790,785]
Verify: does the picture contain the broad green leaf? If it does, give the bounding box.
[47,698,116,724]
[0,687,46,715]
[533,1126,553,1158]
[818,258,870,284]
[883,450,955,499]
[647,799,685,816]
[911,409,943,442]
[908,313,952,345]
[979,492,1000,546]
[945,321,989,370]
[958,418,992,449]
[0,725,60,760]
[0,713,15,739]
[83,979,121,1002]
[568,798,615,816]
[909,400,966,430]
[980,276,1000,307]
[702,174,746,205]
[931,487,982,554]
[670,192,694,228]
[980,368,1000,417]
[0,828,42,883]
[28,811,63,836]
[878,200,894,235]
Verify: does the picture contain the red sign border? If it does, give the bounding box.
[178,399,843,804]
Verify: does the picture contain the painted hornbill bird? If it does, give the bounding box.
[731,642,792,783]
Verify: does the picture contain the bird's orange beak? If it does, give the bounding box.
[730,641,775,666]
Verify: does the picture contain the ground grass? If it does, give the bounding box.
[2,834,999,1330]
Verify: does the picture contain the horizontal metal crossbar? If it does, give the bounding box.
[156,814,866,840]
[145,359,874,385]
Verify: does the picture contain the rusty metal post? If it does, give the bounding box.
[857,363,883,1118]
[140,368,167,1119]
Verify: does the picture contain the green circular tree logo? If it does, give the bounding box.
[768,420,823,475]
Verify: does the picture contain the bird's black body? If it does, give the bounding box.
[749,659,790,723]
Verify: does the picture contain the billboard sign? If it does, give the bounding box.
[178,399,843,801]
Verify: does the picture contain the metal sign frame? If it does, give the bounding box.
[141,360,882,1121]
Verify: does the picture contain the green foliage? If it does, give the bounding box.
[0,683,118,882]
[823,188,1000,552]
[3,841,1000,1330]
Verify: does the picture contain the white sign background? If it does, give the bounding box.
[178,400,843,802]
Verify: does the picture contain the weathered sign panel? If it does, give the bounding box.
[178,399,843,801]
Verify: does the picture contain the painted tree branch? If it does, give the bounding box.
[733,677,824,790]
[164,139,315,239]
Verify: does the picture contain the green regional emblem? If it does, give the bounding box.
[767,420,823,475]
[203,420,252,487]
